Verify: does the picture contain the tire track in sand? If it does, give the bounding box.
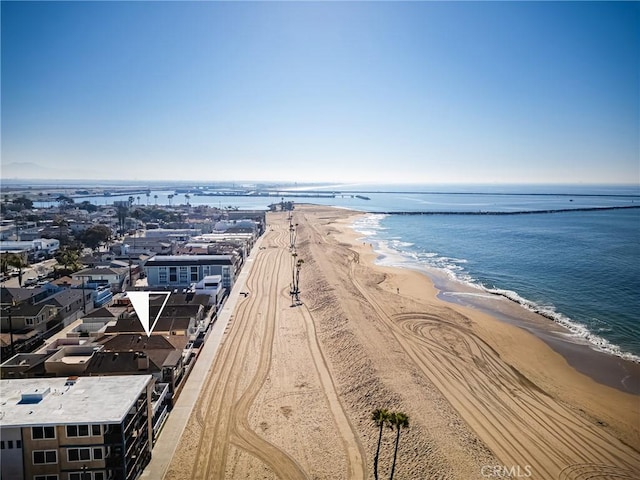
[298,303,368,479]
[186,225,308,479]
[347,260,640,479]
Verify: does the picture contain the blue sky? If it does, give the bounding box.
[1,1,638,184]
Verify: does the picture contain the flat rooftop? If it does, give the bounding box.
[0,375,153,427]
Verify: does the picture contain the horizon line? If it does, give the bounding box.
[1,178,639,188]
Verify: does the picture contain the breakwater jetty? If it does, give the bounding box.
[371,205,640,216]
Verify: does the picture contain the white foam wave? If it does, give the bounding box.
[351,214,388,237]
[350,216,640,364]
[480,287,640,363]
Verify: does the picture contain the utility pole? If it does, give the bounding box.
[128,257,133,291]
[81,276,87,314]
[3,300,16,358]
[9,303,15,357]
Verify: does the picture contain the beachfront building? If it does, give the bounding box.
[0,375,154,480]
[193,275,226,307]
[144,254,238,290]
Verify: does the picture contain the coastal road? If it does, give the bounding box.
[164,213,366,480]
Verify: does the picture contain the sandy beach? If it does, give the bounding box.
[165,205,639,480]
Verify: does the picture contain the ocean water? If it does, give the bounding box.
[346,187,640,363]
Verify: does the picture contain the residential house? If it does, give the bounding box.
[103,301,204,350]
[72,267,129,293]
[87,334,185,394]
[0,288,93,357]
[0,352,52,379]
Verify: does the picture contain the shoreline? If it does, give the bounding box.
[349,212,640,395]
[325,205,640,467]
[435,285,640,395]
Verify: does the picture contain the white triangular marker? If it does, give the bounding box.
[127,291,171,336]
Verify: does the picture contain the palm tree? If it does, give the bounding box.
[371,408,391,480]
[388,412,409,480]
[54,247,81,273]
[5,253,27,286]
[168,194,174,206]
[154,194,158,205]
[146,190,150,205]
[117,204,129,236]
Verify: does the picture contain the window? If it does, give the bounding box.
[179,266,188,283]
[91,424,102,436]
[190,266,198,282]
[33,450,57,464]
[159,267,167,284]
[34,475,59,480]
[69,472,105,480]
[26,318,34,325]
[93,447,103,460]
[0,441,4,449]
[169,267,177,282]
[16,440,21,449]
[66,424,90,437]
[8,440,13,449]
[68,447,91,462]
[32,426,56,439]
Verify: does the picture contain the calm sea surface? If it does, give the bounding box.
[52,184,640,361]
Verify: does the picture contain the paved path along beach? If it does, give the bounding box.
[160,206,639,479]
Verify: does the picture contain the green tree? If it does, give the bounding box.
[388,412,409,480]
[78,225,112,251]
[12,196,34,210]
[78,200,98,213]
[372,408,391,480]
[54,246,82,273]
[56,195,75,210]
[52,215,69,227]
[4,253,28,286]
